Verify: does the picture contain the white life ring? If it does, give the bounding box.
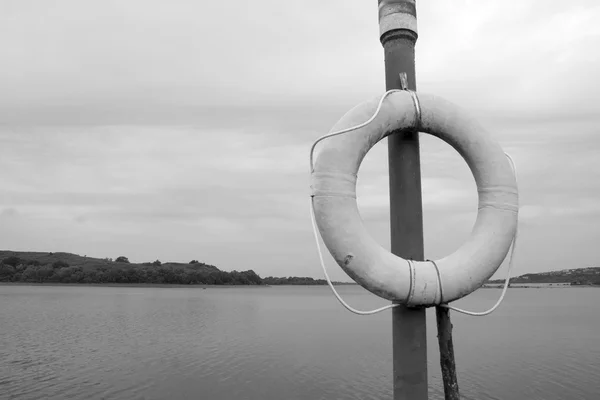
[310,91,518,306]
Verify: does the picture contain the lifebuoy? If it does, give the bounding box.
[310,90,518,306]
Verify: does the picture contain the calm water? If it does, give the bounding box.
[1,285,599,400]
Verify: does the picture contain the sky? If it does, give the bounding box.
[1,0,599,282]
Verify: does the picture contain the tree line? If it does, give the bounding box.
[0,256,262,285]
[0,255,353,285]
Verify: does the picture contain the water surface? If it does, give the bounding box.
[1,285,598,399]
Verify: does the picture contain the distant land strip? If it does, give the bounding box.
[486,266,600,286]
[1,250,598,287]
[0,250,355,286]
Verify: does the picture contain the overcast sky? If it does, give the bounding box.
[1,0,599,281]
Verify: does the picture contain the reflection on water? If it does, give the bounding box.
[1,285,599,400]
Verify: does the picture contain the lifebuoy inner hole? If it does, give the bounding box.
[354,132,478,261]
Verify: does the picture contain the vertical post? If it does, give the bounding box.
[436,307,460,400]
[378,1,428,400]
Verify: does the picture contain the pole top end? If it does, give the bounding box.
[378,0,418,39]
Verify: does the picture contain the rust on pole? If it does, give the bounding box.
[378,1,428,400]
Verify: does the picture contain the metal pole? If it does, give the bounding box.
[378,1,428,400]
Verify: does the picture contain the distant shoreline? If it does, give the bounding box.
[0,282,268,289]
[0,282,355,289]
[1,282,596,290]
[482,284,598,289]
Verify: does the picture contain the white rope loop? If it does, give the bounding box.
[309,90,519,316]
[309,89,402,173]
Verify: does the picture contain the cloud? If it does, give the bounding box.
[520,201,600,221]
[1,0,599,282]
[0,207,19,218]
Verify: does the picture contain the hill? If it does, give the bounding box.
[0,250,260,285]
[488,267,600,286]
[0,250,352,286]
[0,251,220,273]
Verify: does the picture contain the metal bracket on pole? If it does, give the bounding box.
[399,72,408,90]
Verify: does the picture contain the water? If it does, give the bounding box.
[1,285,599,400]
